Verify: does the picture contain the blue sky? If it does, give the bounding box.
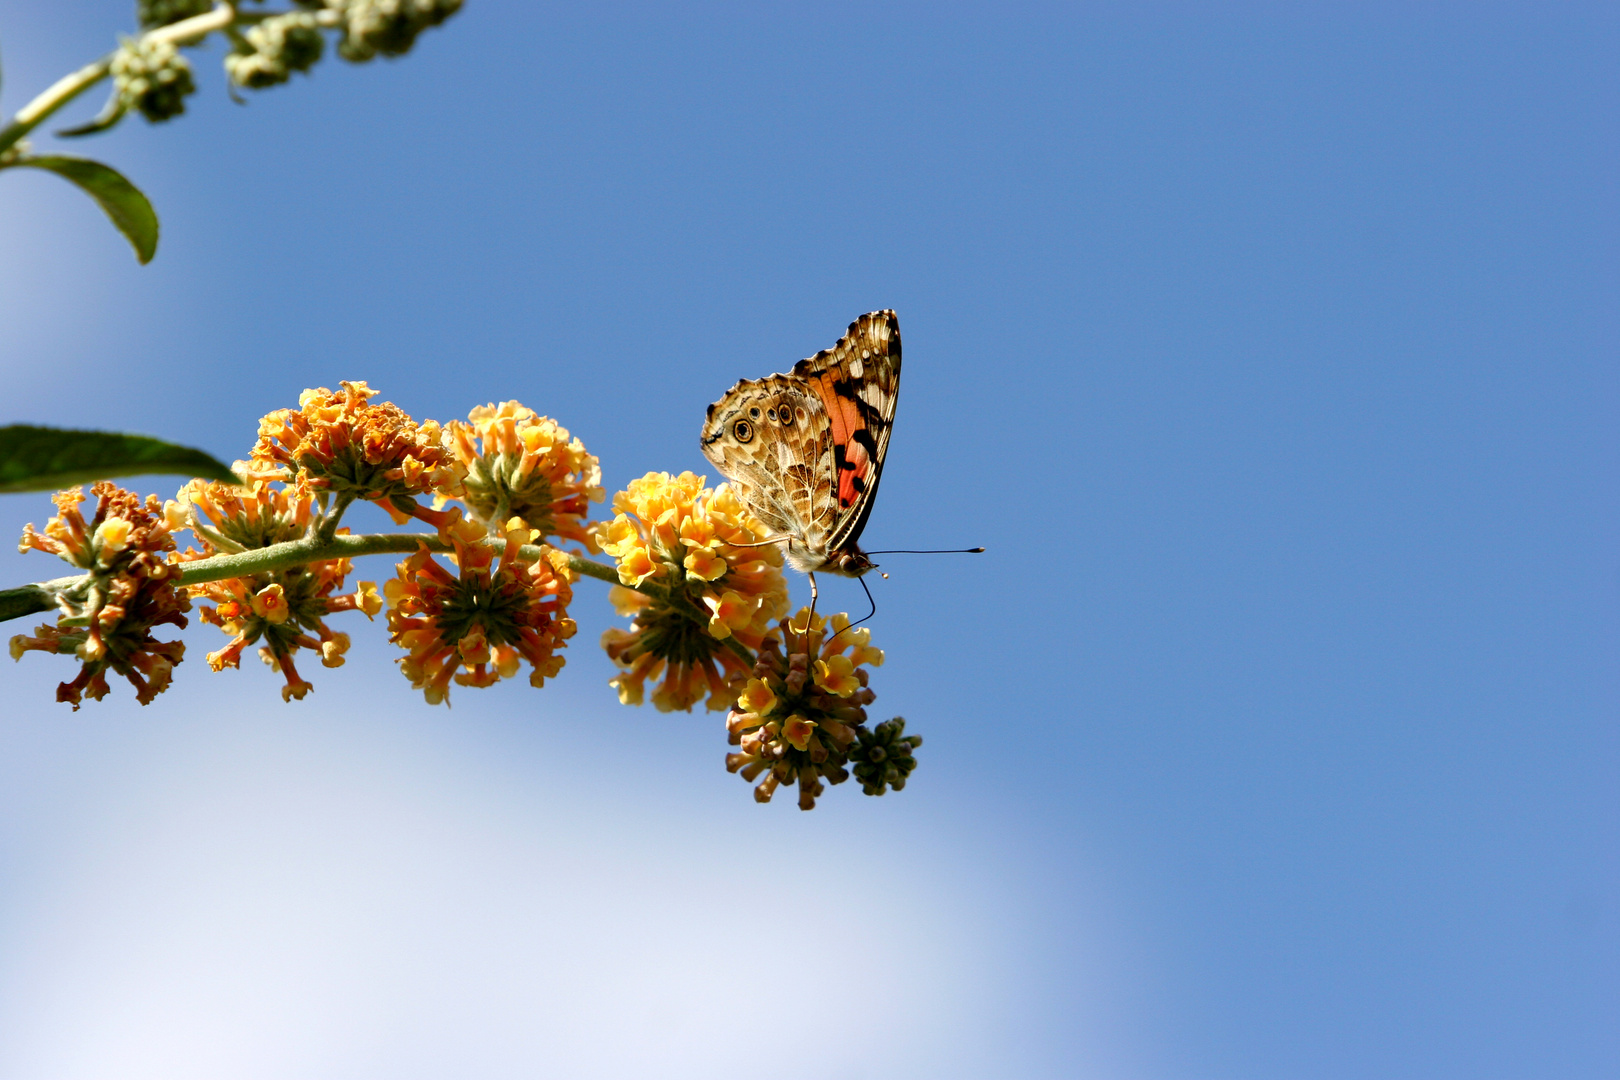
[0,2,1615,1076]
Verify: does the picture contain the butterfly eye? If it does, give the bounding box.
[732,419,754,443]
[779,408,794,426]
[749,407,761,419]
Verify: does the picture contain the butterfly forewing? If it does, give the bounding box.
[793,311,900,551]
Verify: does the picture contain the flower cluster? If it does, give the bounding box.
[11,483,188,708]
[226,13,326,89]
[850,717,923,797]
[170,477,380,702]
[724,609,898,809]
[385,515,575,705]
[111,33,196,123]
[7,382,929,807]
[596,472,789,711]
[136,0,212,31]
[438,402,604,547]
[250,381,449,524]
[331,0,464,62]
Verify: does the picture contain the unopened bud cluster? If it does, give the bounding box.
[227,13,325,89]
[112,34,196,122]
[333,0,464,62]
[136,0,212,30]
[110,1,465,119]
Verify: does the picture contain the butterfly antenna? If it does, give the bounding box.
[864,546,986,555]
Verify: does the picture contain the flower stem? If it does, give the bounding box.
[0,3,238,156]
[4,534,658,629]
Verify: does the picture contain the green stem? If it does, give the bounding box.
[3,533,759,667]
[3,535,628,625]
[313,492,354,544]
[0,3,238,156]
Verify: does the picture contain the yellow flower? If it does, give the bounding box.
[437,402,604,548]
[13,483,188,709]
[251,583,291,623]
[617,544,658,587]
[736,677,776,714]
[781,715,817,752]
[722,609,897,810]
[702,590,754,640]
[813,654,861,697]
[173,477,377,703]
[93,517,133,555]
[385,514,574,705]
[593,472,789,712]
[683,547,726,582]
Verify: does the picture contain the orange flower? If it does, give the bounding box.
[437,402,604,548]
[250,381,449,524]
[12,483,188,709]
[384,514,575,705]
[171,477,378,703]
[593,472,789,712]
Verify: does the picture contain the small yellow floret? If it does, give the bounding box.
[781,715,818,752]
[250,583,291,624]
[737,677,777,715]
[814,654,861,697]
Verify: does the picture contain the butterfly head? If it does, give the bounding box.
[785,543,875,578]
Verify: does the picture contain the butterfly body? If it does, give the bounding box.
[700,310,901,578]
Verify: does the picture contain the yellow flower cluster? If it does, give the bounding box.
[251,380,449,523]
[385,514,576,705]
[595,471,789,711]
[439,401,604,547]
[11,483,189,708]
[725,609,891,810]
[170,477,381,702]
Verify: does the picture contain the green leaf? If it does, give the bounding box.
[5,154,157,263]
[56,96,130,138]
[0,425,239,494]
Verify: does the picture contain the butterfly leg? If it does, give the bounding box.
[805,570,819,654]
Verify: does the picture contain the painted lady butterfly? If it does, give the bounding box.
[700,310,901,580]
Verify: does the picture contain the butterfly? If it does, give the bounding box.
[700,310,901,580]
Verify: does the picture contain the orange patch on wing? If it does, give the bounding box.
[811,373,872,508]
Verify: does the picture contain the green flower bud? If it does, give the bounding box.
[136,0,212,30]
[851,716,923,796]
[225,13,326,89]
[330,0,463,63]
[111,35,196,123]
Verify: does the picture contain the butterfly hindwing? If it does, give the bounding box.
[701,375,837,552]
[700,310,900,576]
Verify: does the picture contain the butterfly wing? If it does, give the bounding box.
[793,310,901,553]
[700,374,838,552]
[700,310,900,571]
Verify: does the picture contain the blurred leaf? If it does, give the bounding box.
[1,154,157,263]
[0,425,238,494]
[56,95,129,138]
